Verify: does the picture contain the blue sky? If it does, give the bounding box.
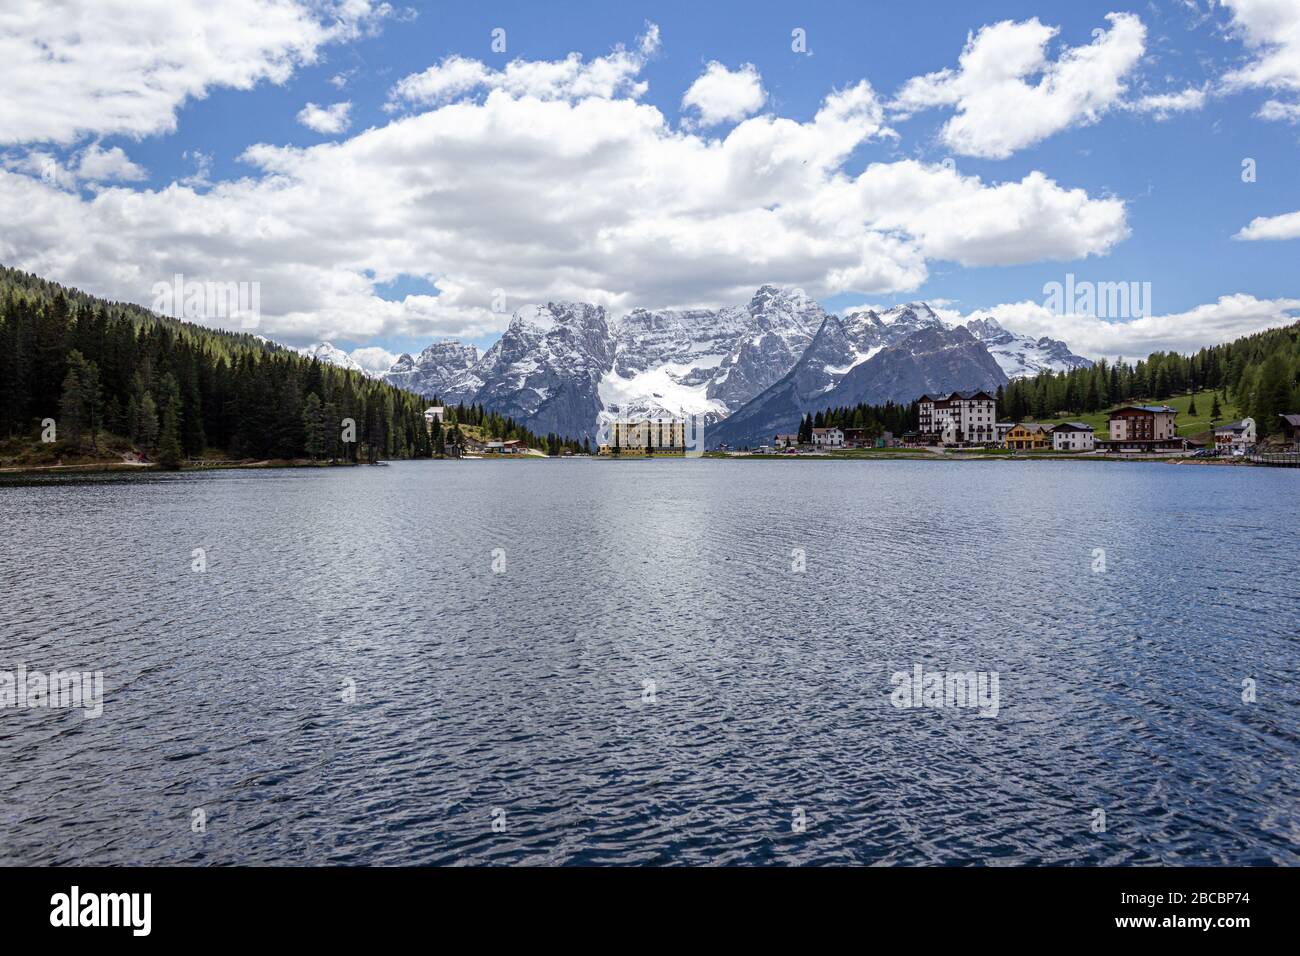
[2,0,1298,367]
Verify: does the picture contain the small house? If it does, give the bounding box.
[811,427,844,448]
[1051,422,1095,451]
[1004,423,1050,450]
[1214,417,1256,454]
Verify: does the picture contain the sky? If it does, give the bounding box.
[1,0,1299,372]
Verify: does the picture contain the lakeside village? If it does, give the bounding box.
[421,392,1300,464]
[421,393,1300,464]
[742,391,1300,463]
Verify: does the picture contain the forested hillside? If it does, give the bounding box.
[796,321,1299,443]
[1000,323,1300,436]
[0,265,577,467]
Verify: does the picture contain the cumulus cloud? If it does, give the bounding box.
[349,346,400,374]
[891,13,1147,158]
[75,144,147,182]
[1234,209,1300,241]
[938,294,1300,358]
[297,102,352,134]
[0,0,393,146]
[681,62,767,127]
[387,24,660,108]
[1221,0,1300,93]
[0,31,1129,345]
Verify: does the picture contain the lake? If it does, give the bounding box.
[0,459,1296,865]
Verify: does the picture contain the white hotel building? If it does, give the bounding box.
[917,391,998,445]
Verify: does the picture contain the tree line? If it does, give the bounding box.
[1000,322,1300,435]
[0,265,578,466]
[796,400,919,442]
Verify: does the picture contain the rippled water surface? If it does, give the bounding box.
[0,459,1296,865]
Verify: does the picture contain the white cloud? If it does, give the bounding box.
[681,62,767,127]
[942,294,1300,358]
[349,346,400,374]
[0,39,1129,346]
[75,144,147,182]
[388,24,660,108]
[1125,86,1207,119]
[0,0,393,146]
[1221,0,1300,93]
[1258,98,1300,122]
[891,13,1147,158]
[1234,209,1300,240]
[2,144,146,187]
[297,102,353,134]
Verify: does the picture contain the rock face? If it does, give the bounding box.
[462,302,615,441]
[964,316,1092,377]
[821,325,1009,410]
[600,306,748,424]
[706,302,954,448]
[705,314,859,450]
[383,341,480,397]
[705,285,826,412]
[599,285,825,427]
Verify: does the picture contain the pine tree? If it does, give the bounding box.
[156,374,184,470]
[302,392,326,459]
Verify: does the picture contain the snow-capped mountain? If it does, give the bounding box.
[820,324,1008,411]
[599,285,824,426]
[466,302,616,440]
[707,322,1009,449]
[705,285,826,411]
[382,341,480,398]
[964,316,1093,378]
[601,306,747,423]
[298,342,370,376]
[377,291,1091,442]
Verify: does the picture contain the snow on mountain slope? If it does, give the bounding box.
[468,301,615,440]
[597,285,825,426]
[382,340,480,397]
[964,316,1093,378]
[298,342,370,376]
[706,286,825,411]
[377,292,1093,441]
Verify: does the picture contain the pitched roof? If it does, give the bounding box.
[1052,422,1094,432]
[920,390,995,402]
[1215,420,1249,432]
[1281,414,1300,427]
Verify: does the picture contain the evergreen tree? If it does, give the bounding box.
[156,374,184,469]
[302,392,327,459]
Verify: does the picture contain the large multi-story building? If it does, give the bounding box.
[1100,405,1184,452]
[608,419,686,451]
[917,391,998,445]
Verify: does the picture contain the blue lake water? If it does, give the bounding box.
[0,459,1296,865]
